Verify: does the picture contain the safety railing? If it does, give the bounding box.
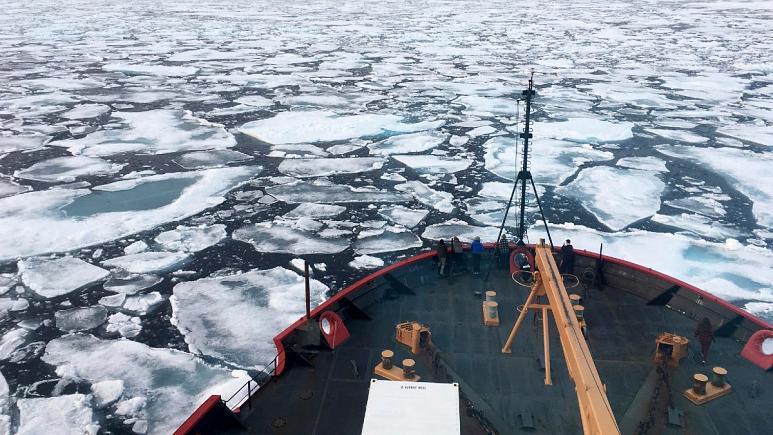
[222,353,279,411]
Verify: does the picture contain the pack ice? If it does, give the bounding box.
[55,110,236,157]
[14,156,125,183]
[42,334,244,435]
[239,110,443,144]
[484,137,612,184]
[171,267,328,369]
[16,394,99,435]
[0,166,259,261]
[18,257,109,298]
[557,166,665,231]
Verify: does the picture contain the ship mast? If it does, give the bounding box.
[494,72,554,248]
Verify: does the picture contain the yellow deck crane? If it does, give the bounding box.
[502,239,621,435]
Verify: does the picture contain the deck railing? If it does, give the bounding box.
[222,353,279,411]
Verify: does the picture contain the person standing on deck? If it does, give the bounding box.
[471,236,484,275]
[559,239,575,274]
[496,234,510,269]
[450,236,464,277]
[436,239,447,277]
[694,317,715,364]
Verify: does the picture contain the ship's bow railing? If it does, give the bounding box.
[222,352,280,411]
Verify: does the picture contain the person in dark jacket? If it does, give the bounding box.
[694,317,715,364]
[471,236,484,275]
[496,235,510,269]
[436,239,447,276]
[559,239,575,274]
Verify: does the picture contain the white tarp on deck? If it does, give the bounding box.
[361,380,460,435]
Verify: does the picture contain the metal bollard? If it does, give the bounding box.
[692,373,708,395]
[381,349,394,370]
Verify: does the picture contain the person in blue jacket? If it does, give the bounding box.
[471,236,484,275]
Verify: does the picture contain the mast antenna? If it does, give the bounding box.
[491,71,554,252]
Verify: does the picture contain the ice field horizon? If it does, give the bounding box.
[1,0,772,433]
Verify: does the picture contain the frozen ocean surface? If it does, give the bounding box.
[0,0,772,432]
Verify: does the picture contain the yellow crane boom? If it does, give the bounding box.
[503,240,620,435]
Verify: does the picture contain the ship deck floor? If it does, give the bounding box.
[230,259,772,435]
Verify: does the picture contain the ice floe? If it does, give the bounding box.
[91,379,124,408]
[349,255,385,270]
[539,118,634,143]
[103,272,162,295]
[395,181,454,213]
[0,177,31,198]
[484,137,612,184]
[644,128,708,144]
[0,135,50,153]
[557,166,665,231]
[42,334,240,435]
[56,110,236,157]
[174,150,251,169]
[716,124,773,147]
[122,292,165,315]
[239,110,442,144]
[284,203,346,219]
[61,104,110,120]
[421,219,503,242]
[103,63,198,77]
[171,267,328,368]
[18,257,109,298]
[266,179,409,204]
[367,131,447,155]
[103,252,191,274]
[652,213,741,239]
[277,157,385,177]
[155,224,227,253]
[658,145,773,227]
[392,155,472,174]
[0,328,28,360]
[233,222,350,255]
[617,156,668,172]
[353,227,423,254]
[15,156,125,183]
[378,205,428,228]
[54,306,108,332]
[16,394,99,435]
[0,166,259,261]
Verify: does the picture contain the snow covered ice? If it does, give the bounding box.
[557,166,665,231]
[16,394,99,435]
[171,267,327,369]
[18,257,109,298]
[0,166,258,260]
[42,334,241,435]
[15,156,125,183]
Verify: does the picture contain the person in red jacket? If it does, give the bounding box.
[694,317,715,364]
